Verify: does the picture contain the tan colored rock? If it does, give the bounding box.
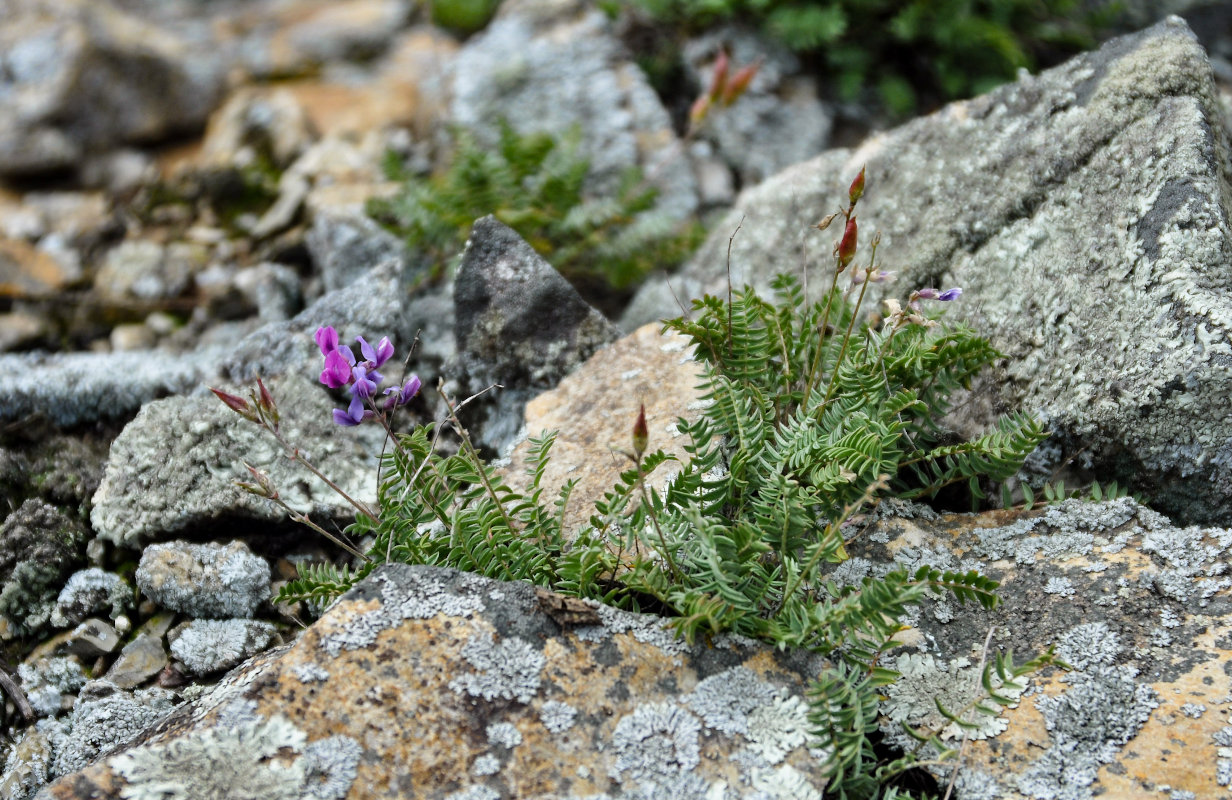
[501,322,707,536]
[39,564,831,799]
[0,240,76,299]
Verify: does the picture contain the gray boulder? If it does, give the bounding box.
[449,0,698,219]
[626,17,1232,525]
[453,216,621,451]
[0,0,224,177]
[90,372,386,549]
[134,541,271,620]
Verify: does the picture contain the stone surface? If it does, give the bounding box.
[626,17,1232,526]
[453,216,621,451]
[168,618,279,676]
[133,541,270,619]
[500,322,706,537]
[0,0,225,177]
[89,372,385,549]
[38,564,830,800]
[826,498,1232,800]
[49,569,130,629]
[0,501,89,638]
[450,0,698,219]
[102,634,168,691]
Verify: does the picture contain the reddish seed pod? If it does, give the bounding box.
[837,217,858,271]
[632,404,649,459]
[849,166,866,206]
[709,50,730,100]
[689,94,712,129]
[721,61,759,105]
[211,388,253,418]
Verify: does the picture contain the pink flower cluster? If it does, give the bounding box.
[315,326,421,426]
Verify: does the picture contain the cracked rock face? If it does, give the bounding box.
[37,564,831,800]
[625,17,1232,526]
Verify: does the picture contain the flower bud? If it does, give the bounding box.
[815,212,838,231]
[721,61,759,105]
[211,388,257,422]
[689,94,712,129]
[238,461,279,499]
[632,404,648,459]
[709,50,729,100]
[254,377,279,428]
[836,217,858,272]
[848,166,866,206]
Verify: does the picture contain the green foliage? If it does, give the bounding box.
[287,184,1056,794]
[429,0,502,34]
[627,0,1117,116]
[367,122,703,309]
[1001,477,1135,510]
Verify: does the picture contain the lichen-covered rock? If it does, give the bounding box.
[168,619,278,676]
[17,656,88,718]
[0,500,89,637]
[38,564,831,799]
[625,17,1232,526]
[453,216,621,451]
[834,498,1232,799]
[90,371,385,548]
[0,351,205,427]
[449,0,698,219]
[0,0,225,177]
[134,541,270,619]
[50,568,130,629]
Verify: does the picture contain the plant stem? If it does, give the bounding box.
[265,424,381,524]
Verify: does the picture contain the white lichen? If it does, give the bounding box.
[1056,622,1121,670]
[609,701,702,785]
[539,700,578,734]
[882,653,1025,744]
[449,631,545,704]
[744,692,813,766]
[486,722,522,749]
[683,667,778,737]
[749,764,823,800]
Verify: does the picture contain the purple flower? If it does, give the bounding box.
[315,326,339,356]
[351,365,378,400]
[332,394,372,427]
[320,347,355,389]
[383,375,422,410]
[937,287,963,301]
[914,287,963,301]
[357,335,394,369]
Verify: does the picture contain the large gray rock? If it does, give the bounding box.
[627,17,1232,525]
[449,0,699,219]
[0,0,224,177]
[89,371,386,549]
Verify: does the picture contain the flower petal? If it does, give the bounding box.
[314,326,338,356]
[320,350,354,388]
[372,337,394,368]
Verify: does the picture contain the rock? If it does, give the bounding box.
[38,564,830,799]
[500,323,706,536]
[89,371,386,549]
[827,498,1232,800]
[102,634,168,691]
[626,17,1232,526]
[133,541,270,619]
[0,427,113,509]
[269,0,412,68]
[682,27,833,187]
[453,216,622,451]
[50,569,130,629]
[39,682,178,788]
[93,240,201,306]
[450,0,698,219]
[305,209,407,294]
[17,657,88,718]
[0,727,53,800]
[0,239,77,300]
[200,88,317,172]
[231,262,302,323]
[29,619,122,661]
[0,350,205,426]
[0,0,225,177]
[0,500,89,638]
[168,618,278,676]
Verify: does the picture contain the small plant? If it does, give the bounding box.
[218,171,1058,795]
[367,122,703,312]
[624,0,1116,116]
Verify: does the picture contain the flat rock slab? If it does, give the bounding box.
[500,322,706,537]
[839,498,1232,799]
[626,17,1232,525]
[38,564,831,800]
